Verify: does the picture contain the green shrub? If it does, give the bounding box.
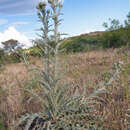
[60,35,101,53]
[0,49,5,65]
[101,30,126,48]
[0,120,6,130]
[28,47,41,57]
[2,53,21,64]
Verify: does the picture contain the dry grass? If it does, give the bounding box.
[0,48,130,129]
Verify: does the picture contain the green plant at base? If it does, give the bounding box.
[0,120,6,130]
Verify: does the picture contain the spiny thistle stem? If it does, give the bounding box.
[50,1,62,79]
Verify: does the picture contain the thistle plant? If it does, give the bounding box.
[16,0,125,129]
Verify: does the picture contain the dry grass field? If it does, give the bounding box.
[0,48,130,129]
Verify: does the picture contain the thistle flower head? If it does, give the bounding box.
[48,0,64,6]
[48,0,53,4]
[37,2,47,10]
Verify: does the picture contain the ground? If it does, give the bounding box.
[0,48,130,129]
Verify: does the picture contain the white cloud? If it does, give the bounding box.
[0,26,33,48]
[11,21,29,26]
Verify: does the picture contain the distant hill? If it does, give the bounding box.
[24,31,104,56]
[25,28,130,55]
[80,31,104,36]
[60,31,104,53]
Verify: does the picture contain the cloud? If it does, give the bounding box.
[0,19,8,25]
[0,26,33,48]
[0,0,65,15]
[11,21,29,26]
[0,0,38,15]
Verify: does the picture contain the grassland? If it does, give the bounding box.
[0,48,130,129]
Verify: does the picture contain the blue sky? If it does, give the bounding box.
[0,0,129,47]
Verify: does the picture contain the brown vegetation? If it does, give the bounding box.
[0,48,130,129]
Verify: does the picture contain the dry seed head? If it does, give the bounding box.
[37,2,47,10]
[48,0,64,5]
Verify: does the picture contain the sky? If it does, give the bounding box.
[0,0,129,48]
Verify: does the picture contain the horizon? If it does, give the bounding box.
[0,0,129,48]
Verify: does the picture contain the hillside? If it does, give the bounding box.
[59,31,103,52]
[27,31,103,56]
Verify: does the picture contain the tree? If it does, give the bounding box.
[0,48,5,65]
[103,18,122,31]
[125,12,130,26]
[1,39,23,63]
[1,39,22,53]
[124,12,130,46]
[102,13,130,48]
